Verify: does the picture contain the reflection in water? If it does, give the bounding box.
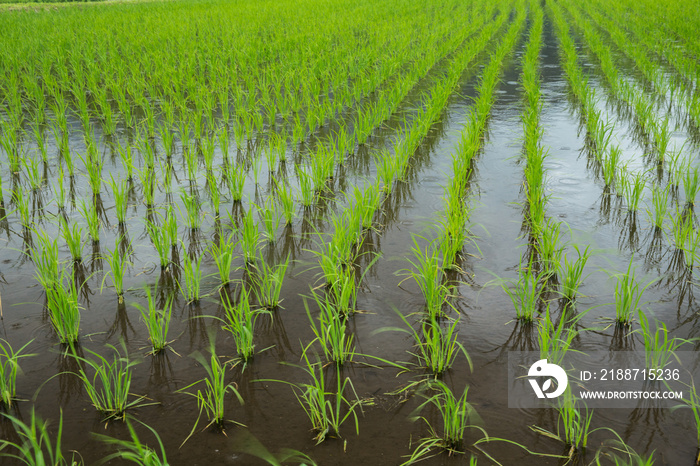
[57,346,84,405]
[107,301,137,342]
[617,212,639,253]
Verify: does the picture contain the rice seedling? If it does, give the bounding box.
[13,186,32,229]
[224,163,246,203]
[177,339,244,442]
[180,251,203,304]
[0,409,76,466]
[399,237,452,319]
[532,390,593,458]
[45,270,82,345]
[221,287,268,363]
[134,285,174,355]
[403,380,482,463]
[72,343,146,421]
[400,310,470,376]
[637,310,690,370]
[501,256,544,322]
[275,180,295,226]
[305,290,355,365]
[78,149,103,198]
[145,217,172,270]
[296,165,315,206]
[251,155,262,185]
[258,197,281,244]
[558,245,590,303]
[23,155,43,192]
[61,219,84,263]
[139,167,156,209]
[230,430,318,466]
[537,305,584,365]
[164,206,178,252]
[262,351,362,444]
[101,236,131,304]
[327,266,361,316]
[108,175,129,226]
[251,254,289,310]
[620,169,646,212]
[0,339,35,407]
[209,233,237,287]
[180,190,203,230]
[239,208,261,263]
[32,230,60,292]
[614,259,652,327]
[683,163,700,208]
[602,145,620,187]
[672,381,700,464]
[95,416,169,466]
[206,170,221,218]
[647,184,669,231]
[79,199,100,244]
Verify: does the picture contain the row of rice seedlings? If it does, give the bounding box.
[574,0,697,138]
[399,6,524,321]
[560,0,676,159]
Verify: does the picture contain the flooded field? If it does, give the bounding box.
[0,0,699,464]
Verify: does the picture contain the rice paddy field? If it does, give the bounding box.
[3,0,700,463]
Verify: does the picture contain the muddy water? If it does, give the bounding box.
[0,16,699,466]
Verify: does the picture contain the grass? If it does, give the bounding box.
[134,285,174,355]
[0,338,35,407]
[72,343,146,421]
